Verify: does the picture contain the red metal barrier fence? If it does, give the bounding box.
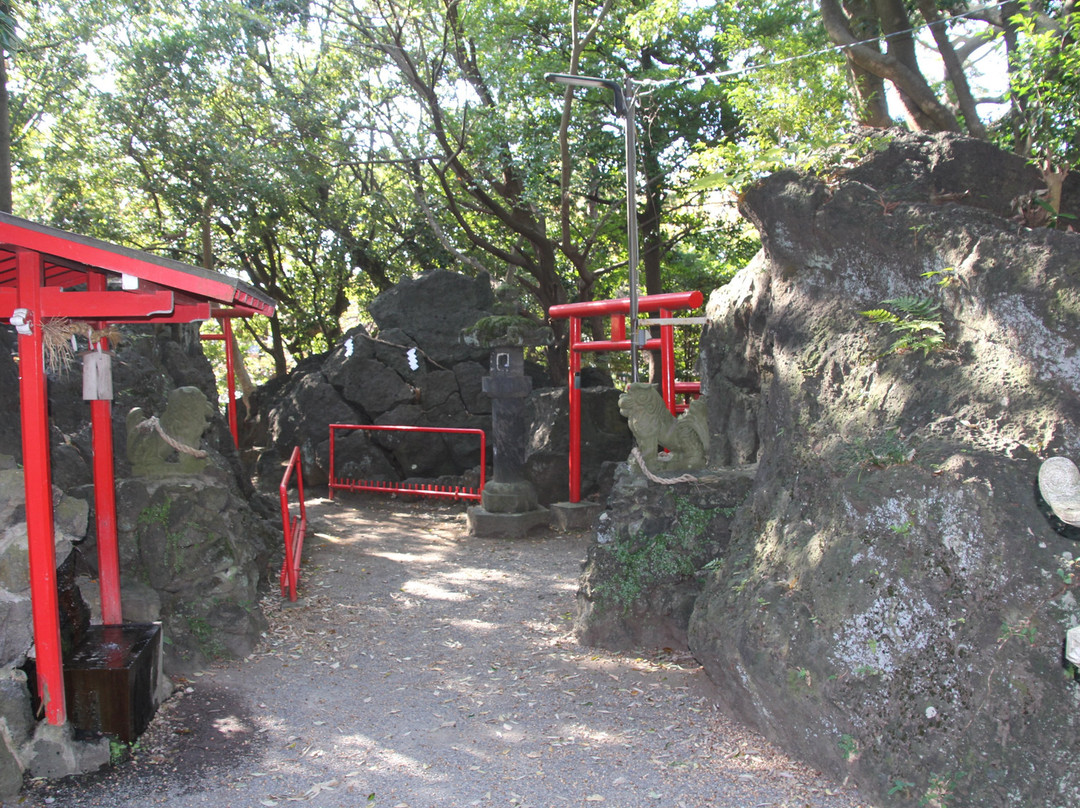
[279,446,307,601]
[329,424,486,502]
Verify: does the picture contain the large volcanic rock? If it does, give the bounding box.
[687,131,1080,806]
[579,129,1080,807]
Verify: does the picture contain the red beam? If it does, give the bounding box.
[549,290,703,319]
[109,300,211,323]
[15,248,66,725]
[39,288,174,318]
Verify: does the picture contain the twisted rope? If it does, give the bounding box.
[630,446,700,485]
[135,416,208,458]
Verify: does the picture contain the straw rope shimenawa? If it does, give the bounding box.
[134,416,208,459]
[630,446,700,485]
[40,318,125,372]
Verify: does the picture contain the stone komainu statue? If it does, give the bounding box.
[618,382,709,473]
[126,386,215,477]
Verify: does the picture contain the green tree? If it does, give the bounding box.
[0,0,16,213]
[322,0,746,378]
[1001,1,1079,216]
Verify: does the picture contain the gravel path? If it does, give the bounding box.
[22,495,873,808]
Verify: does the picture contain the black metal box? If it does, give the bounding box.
[63,623,161,742]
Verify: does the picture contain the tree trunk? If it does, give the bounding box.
[0,48,12,214]
[820,0,961,132]
[917,0,987,139]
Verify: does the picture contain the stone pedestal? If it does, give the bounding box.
[550,500,603,532]
[466,506,550,539]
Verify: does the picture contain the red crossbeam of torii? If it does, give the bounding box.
[0,212,275,726]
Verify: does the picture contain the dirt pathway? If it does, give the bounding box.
[22,495,872,808]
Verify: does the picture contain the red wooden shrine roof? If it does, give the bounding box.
[0,212,275,323]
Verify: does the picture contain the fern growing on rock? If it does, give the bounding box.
[861,296,947,357]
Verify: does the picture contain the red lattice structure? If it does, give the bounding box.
[279,446,308,601]
[329,423,486,502]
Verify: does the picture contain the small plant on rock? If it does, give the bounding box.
[596,496,725,613]
[861,296,947,357]
[837,733,859,761]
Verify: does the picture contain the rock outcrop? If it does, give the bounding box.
[578,130,1080,807]
[249,270,630,504]
[683,131,1080,806]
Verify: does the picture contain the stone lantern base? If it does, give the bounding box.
[466,505,550,538]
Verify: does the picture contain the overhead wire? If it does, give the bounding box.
[634,0,1011,92]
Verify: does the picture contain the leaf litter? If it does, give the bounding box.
[20,494,873,808]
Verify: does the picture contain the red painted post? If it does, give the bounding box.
[15,248,66,725]
[568,314,583,503]
[222,317,238,446]
[279,446,307,601]
[611,315,626,341]
[87,271,122,625]
[660,307,676,414]
[90,396,121,624]
[329,426,337,500]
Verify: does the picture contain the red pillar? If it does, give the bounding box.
[90,394,121,624]
[568,315,582,503]
[15,248,67,725]
[87,271,122,624]
[222,317,238,446]
[659,307,676,415]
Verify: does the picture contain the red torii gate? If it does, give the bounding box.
[0,212,275,726]
[549,290,704,503]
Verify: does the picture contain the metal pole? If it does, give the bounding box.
[544,72,641,382]
[623,78,640,383]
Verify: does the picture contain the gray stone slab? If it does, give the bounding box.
[466,506,549,538]
[549,501,603,532]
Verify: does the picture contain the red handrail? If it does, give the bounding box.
[279,446,307,601]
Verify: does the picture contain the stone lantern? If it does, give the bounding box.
[462,302,553,537]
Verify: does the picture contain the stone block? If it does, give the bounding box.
[549,501,603,532]
[0,468,23,528]
[0,667,35,747]
[0,596,33,668]
[25,721,109,779]
[54,494,89,540]
[466,506,550,538]
[1067,625,1080,666]
[0,729,22,800]
[0,525,30,593]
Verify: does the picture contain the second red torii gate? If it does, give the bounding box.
[0,212,275,726]
[549,290,704,503]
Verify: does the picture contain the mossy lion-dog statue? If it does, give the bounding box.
[617,382,709,474]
